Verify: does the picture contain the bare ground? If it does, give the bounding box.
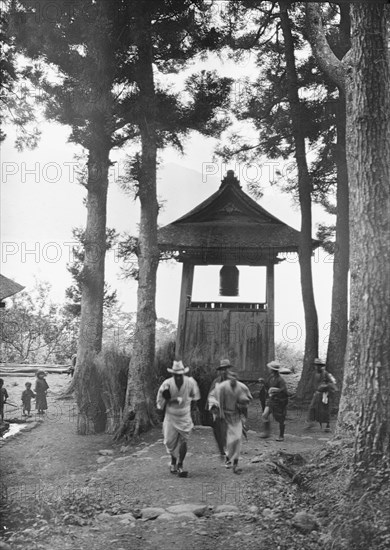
[0,374,389,550]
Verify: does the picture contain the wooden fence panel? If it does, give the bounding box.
[182,308,268,380]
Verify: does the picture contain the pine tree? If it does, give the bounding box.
[307,2,390,475]
[11,0,231,435]
[216,1,349,401]
[11,0,142,433]
[1,5,40,148]
[64,227,118,319]
[114,0,232,439]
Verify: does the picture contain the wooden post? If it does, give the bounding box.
[176,262,194,358]
[266,263,275,362]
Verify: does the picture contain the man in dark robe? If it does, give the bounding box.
[307,358,337,432]
[206,359,231,459]
[260,361,288,441]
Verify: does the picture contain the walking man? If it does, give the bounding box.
[260,361,289,441]
[157,360,200,477]
[207,358,231,458]
[217,374,252,474]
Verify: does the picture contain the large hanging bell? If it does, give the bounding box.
[219,265,239,297]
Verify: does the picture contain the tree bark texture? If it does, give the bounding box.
[279,2,319,402]
[116,6,159,440]
[306,2,351,416]
[75,147,110,434]
[74,0,114,433]
[325,93,349,403]
[337,74,360,433]
[346,4,390,475]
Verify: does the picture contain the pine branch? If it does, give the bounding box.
[306,3,346,91]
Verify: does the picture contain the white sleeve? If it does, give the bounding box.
[207,384,219,410]
[189,377,200,401]
[156,380,169,410]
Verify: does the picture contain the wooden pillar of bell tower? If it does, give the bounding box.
[266,263,275,362]
[176,262,194,358]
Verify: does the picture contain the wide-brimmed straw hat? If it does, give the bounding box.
[313,358,326,366]
[167,360,189,374]
[267,360,281,371]
[217,358,231,370]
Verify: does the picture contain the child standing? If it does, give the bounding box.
[21,382,36,417]
[0,378,9,422]
[35,370,49,415]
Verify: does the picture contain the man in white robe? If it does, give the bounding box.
[156,360,200,477]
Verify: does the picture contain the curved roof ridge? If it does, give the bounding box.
[157,170,320,260]
[170,170,292,227]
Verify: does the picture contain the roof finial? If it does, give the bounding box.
[220,170,241,189]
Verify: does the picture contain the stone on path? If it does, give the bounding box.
[155,513,176,521]
[292,511,320,532]
[176,512,198,521]
[141,507,166,520]
[262,508,277,520]
[215,505,239,513]
[214,512,239,518]
[96,456,107,464]
[157,512,198,521]
[248,505,259,514]
[98,449,114,456]
[251,456,263,463]
[112,512,136,522]
[166,503,207,517]
[96,512,111,520]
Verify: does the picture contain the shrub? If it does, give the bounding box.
[275,341,304,374]
[95,346,130,434]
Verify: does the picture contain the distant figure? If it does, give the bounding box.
[21,382,36,417]
[307,358,337,432]
[156,360,200,477]
[35,370,49,415]
[0,378,9,422]
[68,354,77,377]
[260,361,289,442]
[217,374,252,474]
[206,358,231,459]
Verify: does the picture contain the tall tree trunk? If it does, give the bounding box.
[115,6,159,440]
[306,1,353,427]
[75,147,110,434]
[325,92,349,404]
[279,2,319,402]
[64,0,115,433]
[347,3,390,477]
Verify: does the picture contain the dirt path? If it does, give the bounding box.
[0,377,334,550]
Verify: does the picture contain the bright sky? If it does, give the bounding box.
[1,48,336,357]
[1,120,335,356]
